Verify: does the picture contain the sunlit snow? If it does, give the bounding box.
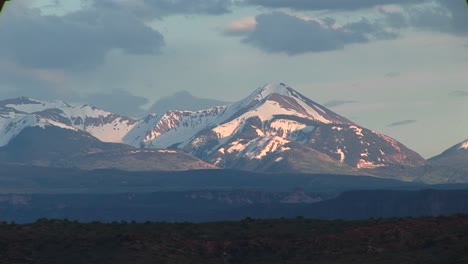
[460,140,468,149]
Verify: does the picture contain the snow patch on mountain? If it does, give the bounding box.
[219,136,291,160]
[275,156,284,162]
[0,97,137,146]
[244,136,291,159]
[336,148,346,162]
[350,126,364,137]
[213,119,245,139]
[5,100,71,114]
[0,114,77,146]
[459,140,468,150]
[357,159,385,169]
[253,83,292,100]
[137,106,230,149]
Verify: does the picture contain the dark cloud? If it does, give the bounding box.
[433,0,468,34]
[243,0,424,11]
[387,120,417,127]
[392,0,468,35]
[232,0,468,54]
[242,12,397,54]
[0,4,164,71]
[243,0,468,36]
[323,100,357,108]
[81,90,149,118]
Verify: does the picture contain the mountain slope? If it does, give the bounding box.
[429,139,468,170]
[0,83,427,178]
[0,97,137,146]
[126,83,426,175]
[0,126,215,171]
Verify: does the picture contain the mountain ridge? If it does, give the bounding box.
[128,83,425,173]
[0,82,449,181]
[429,139,468,171]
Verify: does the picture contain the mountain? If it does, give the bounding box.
[0,126,215,171]
[0,83,427,178]
[147,90,229,114]
[127,83,426,175]
[0,97,137,146]
[429,139,468,171]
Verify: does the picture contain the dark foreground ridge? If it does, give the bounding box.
[0,215,467,264]
[2,189,468,223]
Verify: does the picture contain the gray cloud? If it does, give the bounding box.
[148,91,229,114]
[81,90,149,118]
[241,12,397,55]
[431,0,468,34]
[232,0,468,54]
[323,100,357,108]
[0,81,77,103]
[385,72,400,78]
[450,90,468,97]
[0,4,164,71]
[388,0,468,35]
[243,0,424,11]
[387,120,418,127]
[0,60,77,101]
[0,86,77,103]
[94,0,234,19]
[138,0,233,15]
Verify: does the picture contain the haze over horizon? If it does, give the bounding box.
[0,0,467,158]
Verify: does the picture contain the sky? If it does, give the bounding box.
[0,0,467,158]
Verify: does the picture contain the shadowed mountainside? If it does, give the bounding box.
[1,189,468,223]
[0,126,215,171]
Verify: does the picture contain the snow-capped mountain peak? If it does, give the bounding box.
[459,140,468,150]
[122,82,425,171]
[0,97,137,147]
[0,83,427,174]
[251,82,293,100]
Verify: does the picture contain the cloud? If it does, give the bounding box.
[387,119,418,127]
[385,72,400,78]
[450,90,468,97]
[243,0,424,11]
[323,100,357,108]
[230,1,468,54]
[94,0,234,19]
[81,89,149,118]
[0,60,77,101]
[244,0,468,35]
[224,16,256,35]
[240,12,397,55]
[428,0,468,34]
[0,61,149,117]
[0,3,164,71]
[385,0,468,35]
[148,91,229,114]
